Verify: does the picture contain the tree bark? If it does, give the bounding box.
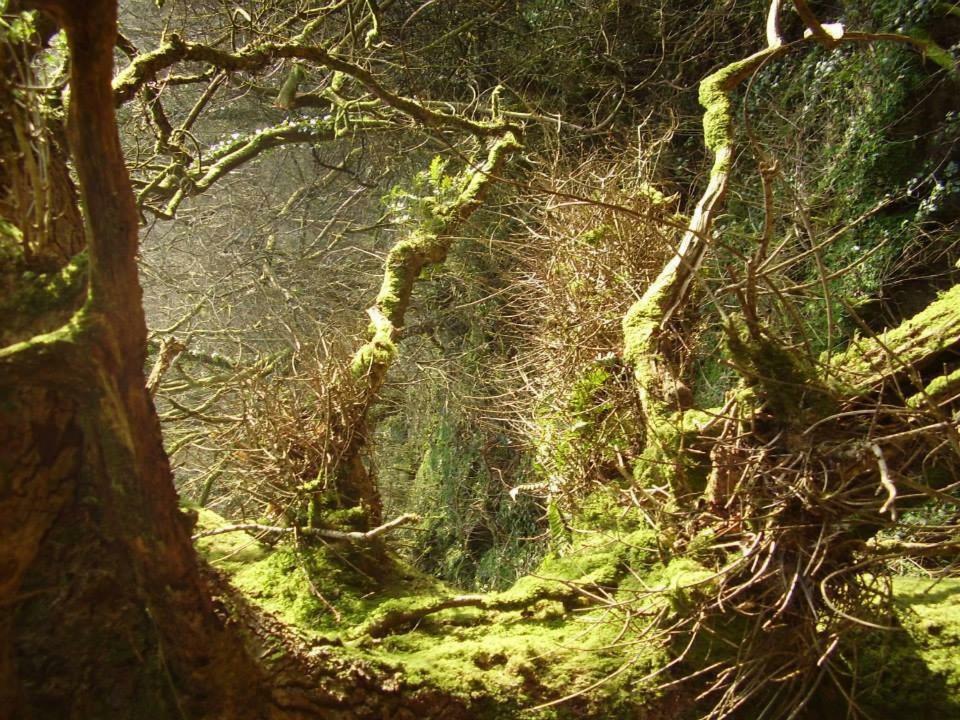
[0,2,268,716]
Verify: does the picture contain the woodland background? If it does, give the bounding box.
[2,1,960,718]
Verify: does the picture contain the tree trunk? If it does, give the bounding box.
[0,2,267,716]
[0,5,476,717]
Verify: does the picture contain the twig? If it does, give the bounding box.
[192,512,421,542]
[868,442,897,520]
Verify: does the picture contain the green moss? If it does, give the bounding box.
[191,509,736,715]
[356,534,670,717]
[857,577,960,717]
[0,217,23,246]
[352,132,518,384]
[894,577,960,692]
[699,48,782,171]
[372,605,665,719]
[636,182,678,208]
[453,131,520,211]
[621,278,664,380]
[829,284,960,392]
[910,365,960,407]
[233,549,335,629]
[231,541,448,635]
[112,34,186,101]
[193,508,442,634]
[571,489,638,534]
[578,225,611,247]
[350,322,397,378]
[193,508,270,574]
[632,408,714,495]
[375,235,427,316]
[0,297,94,362]
[1,250,87,317]
[647,557,714,611]
[504,548,618,603]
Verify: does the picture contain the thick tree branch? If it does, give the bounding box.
[350,131,520,392]
[623,44,787,419]
[622,25,956,500]
[766,0,783,48]
[828,284,960,396]
[29,0,143,355]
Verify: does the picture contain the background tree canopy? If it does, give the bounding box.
[2,1,960,718]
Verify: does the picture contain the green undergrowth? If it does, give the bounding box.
[193,508,271,574]
[192,501,960,717]
[363,533,672,718]
[533,356,641,497]
[857,576,960,717]
[194,507,445,633]
[192,496,684,716]
[375,382,542,591]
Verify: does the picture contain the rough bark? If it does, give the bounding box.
[0,2,268,716]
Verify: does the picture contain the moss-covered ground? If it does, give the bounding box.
[194,500,679,717]
[193,502,960,718]
[855,576,960,718]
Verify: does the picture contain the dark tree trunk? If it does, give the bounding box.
[0,5,474,717]
[0,2,267,717]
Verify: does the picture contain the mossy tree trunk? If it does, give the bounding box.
[0,2,268,716]
[614,7,960,715]
[0,4,487,717]
[326,132,519,526]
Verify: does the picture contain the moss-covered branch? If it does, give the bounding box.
[316,131,519,526]
[140,116,385,216]
[828,284,960,396]
[623,45,787,401]
[353,570,608,639]
[112,34,515,138]
[350,131,520,389]
[620,44,786,496]
[622,25,952,496]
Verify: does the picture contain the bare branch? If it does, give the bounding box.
[192,512,422,542]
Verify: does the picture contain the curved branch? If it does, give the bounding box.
[623,44,787,416]
[350,131,520,392]
[792,0,838,48]
[623,24,955,454]
[139,117,385,216]
[112,35,515,138]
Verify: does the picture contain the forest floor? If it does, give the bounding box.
[193,502,960,719]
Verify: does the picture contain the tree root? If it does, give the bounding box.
[353,577,605,639]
